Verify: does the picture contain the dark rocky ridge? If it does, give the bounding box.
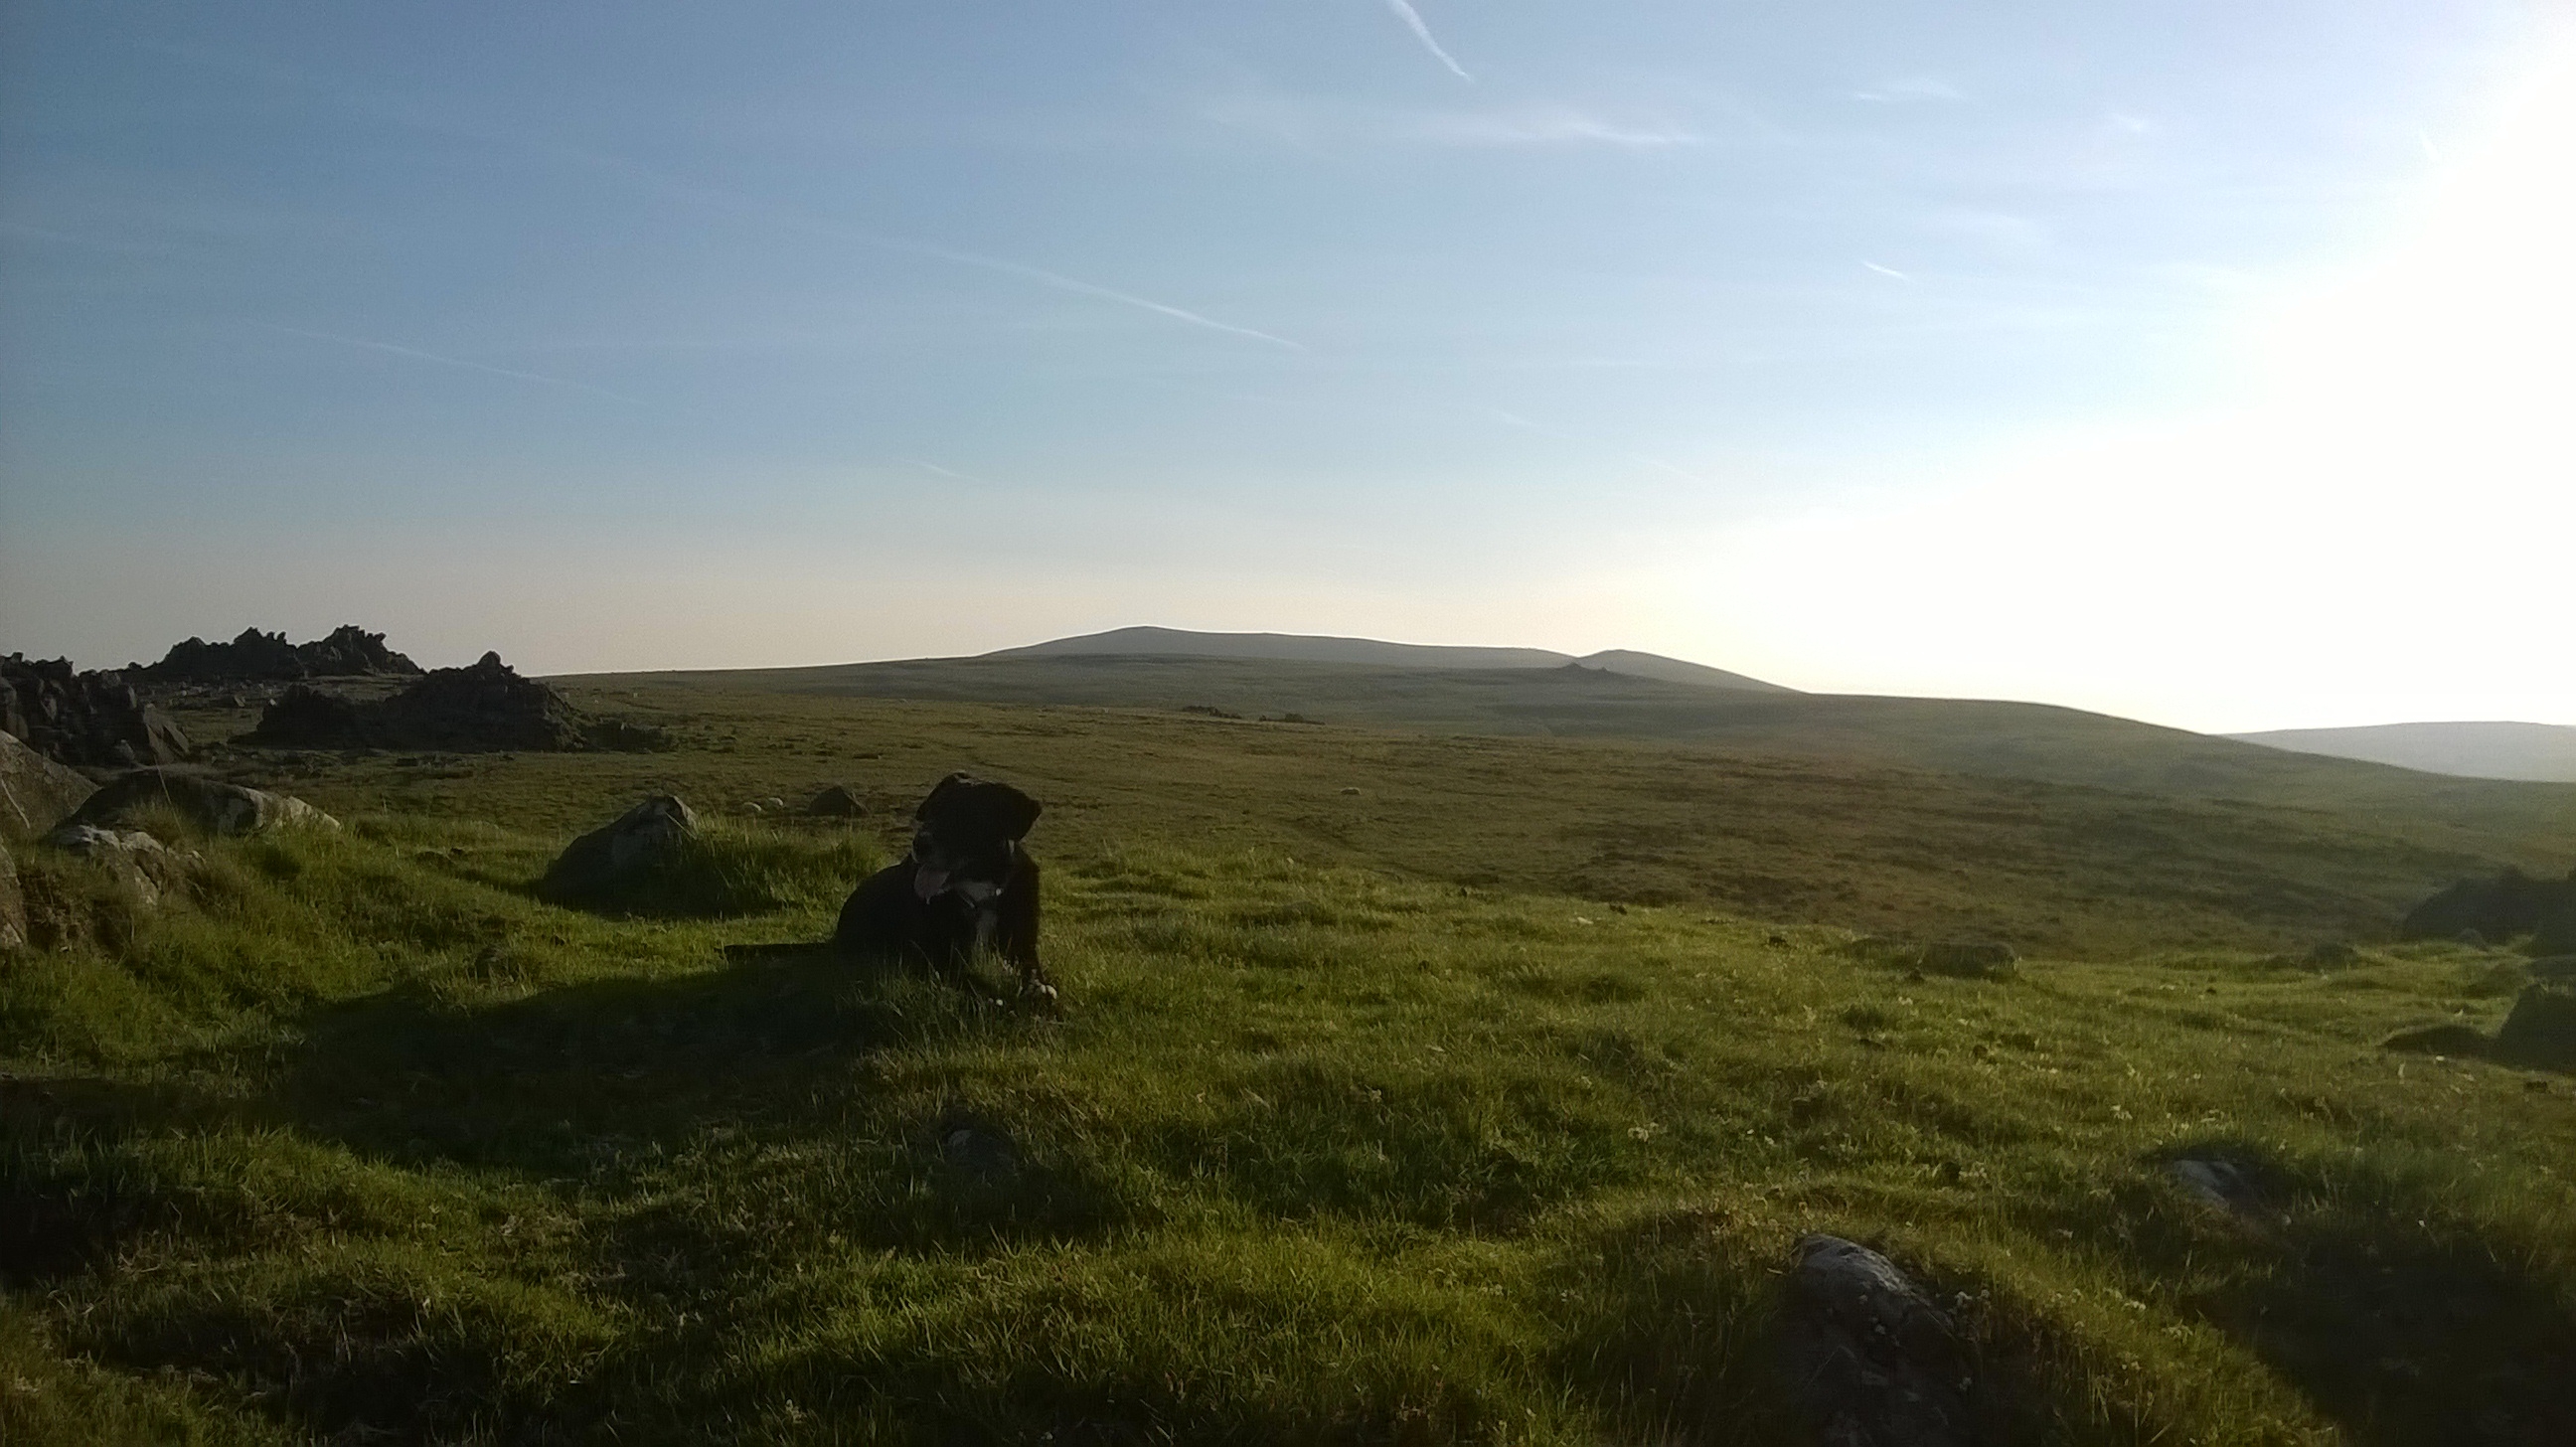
[132,625,420,684]
[248,652,667,753]
[2401,867,2576,952]
[1,656,193,770]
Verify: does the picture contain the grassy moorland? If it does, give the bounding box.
[4,684,2573,1444]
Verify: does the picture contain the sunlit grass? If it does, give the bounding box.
[6,806,2571,1443]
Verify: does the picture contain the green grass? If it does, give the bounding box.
[6,691,2574,1443]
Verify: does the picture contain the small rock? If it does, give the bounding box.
[940,1125,1021,1185]
[2167,1157,2263,1216]
[2381,1023,2491,1056]
[1920,941,2019,980]
[1778,1234,1970,1447]
[2305,941,2360,968]
[1339,786,1362,796]
[540,795,698,903]
[41,824,193,909]
[806,784,867,818]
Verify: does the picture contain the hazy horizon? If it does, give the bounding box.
[5,2,2571,734]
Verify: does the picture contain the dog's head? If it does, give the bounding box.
[907,772,1042,902]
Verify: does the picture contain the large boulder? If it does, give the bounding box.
[0,656,192,768]
[249,652,665,753]
[1,729,96,840]
[2495,982,2576,1070]
[61,768,336,838]
[541,796,698,903]
[131,624,420,684]
[1778,1234,1972,1447]
[2401,868,2576,945]
[0,841,23,952]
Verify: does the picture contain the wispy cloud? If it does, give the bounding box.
[1862,260,1913,280]
[261,325,642,402]
[1380,0,1473,81]
[143,40,1301,357]
[877,240,1306,351]
[900,458,988,484]
[1199,88,1700,151]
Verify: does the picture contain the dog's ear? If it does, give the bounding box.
[915,772,976,822]
[991,784,1042,842]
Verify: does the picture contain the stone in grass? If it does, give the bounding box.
[1778,1234,1971,1447]
[2166,1157,2264,1218]
[1919,941,2018,980]
[2381,1023,2492,1057]
[540,795,698,902]
[940,1125,1022,1186]
[62,767,335,838]
[2494,982,2576,1070]
[42,824,196,909]
[806,784,868,818]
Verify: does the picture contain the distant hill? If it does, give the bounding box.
[1570,648,1789,693]
[986,626,1792,693]
[565,651,2576,847]
[2227,722,2576,783]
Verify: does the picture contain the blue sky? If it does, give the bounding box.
[3,1,2568,730]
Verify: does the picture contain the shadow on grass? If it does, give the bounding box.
[0,1076,239,1287]
[2132,1138,2576,1447]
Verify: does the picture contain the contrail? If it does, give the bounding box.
[261,325,642,402]
[885,240,1307,351]
[900,458,984,484]
[1861,260,1913,280]
[1381,0,1473,81]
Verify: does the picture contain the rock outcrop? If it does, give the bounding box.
[540,796,698,903]
[1778,1234,1972,1447]
[247,652,667,753]
[42,825,195,909]
[131,625,421,683]
[2401,868,2576,947]
[1,729,97,839]
[60,768,335,838]
[1,657,193,769]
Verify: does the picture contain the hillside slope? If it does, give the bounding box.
[2230,721,2576,782]
[565,654,2576,842]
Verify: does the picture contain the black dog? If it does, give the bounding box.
[833,773,1055,1008]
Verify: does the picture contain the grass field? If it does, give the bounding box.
[6,678,2573,1443]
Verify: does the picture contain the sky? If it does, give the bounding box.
[2,0,2569,732]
